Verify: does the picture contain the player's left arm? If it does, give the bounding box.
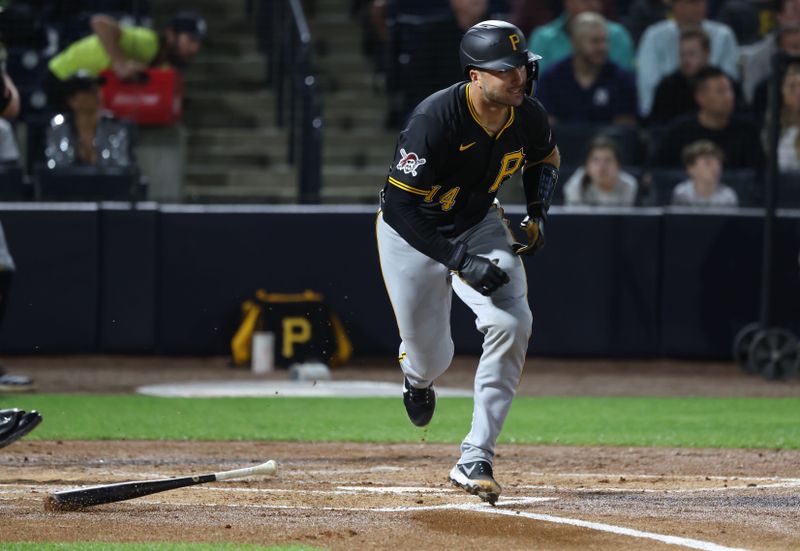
[514,95,560,256]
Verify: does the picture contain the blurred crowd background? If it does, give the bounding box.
[0,0,798,207]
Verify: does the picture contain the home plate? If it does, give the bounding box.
[136,380,473,398]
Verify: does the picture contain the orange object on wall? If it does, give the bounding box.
[100,68,183,125]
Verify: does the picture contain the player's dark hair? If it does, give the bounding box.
[691,65,728,94]
[679,26,710,52]
[681,139,725,167]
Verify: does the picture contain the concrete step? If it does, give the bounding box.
[183,102,387,130]
[183,89,385,121]
[182,73,266,93]
[187,127,394,149]
[152,0,248,17]
[187,139,395,168]
[185,163,296,189]
[187,127,286,148]
[187,56,265,81]
[314,53,373,74]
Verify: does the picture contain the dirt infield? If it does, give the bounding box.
[1,356,799,549]
[2,441,799,550]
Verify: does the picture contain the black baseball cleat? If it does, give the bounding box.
[449,460,502,505]
[402,377,436,427]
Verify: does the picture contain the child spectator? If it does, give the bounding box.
[672,139,739,206]
[44,71,133,169]
[563,135,638,206]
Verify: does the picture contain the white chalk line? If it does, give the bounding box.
[94,494,747,551]
[478,507,749,551]
[518,480,800,493]
[526,472,800,483]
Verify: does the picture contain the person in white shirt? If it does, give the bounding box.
[773,63,800,171]
[636,0,739,117]
[563,136,638,206]
[672,139,739,206]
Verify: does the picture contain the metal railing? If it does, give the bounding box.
[260,0,323,203]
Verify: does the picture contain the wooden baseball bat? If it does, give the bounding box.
[44,459,277,511]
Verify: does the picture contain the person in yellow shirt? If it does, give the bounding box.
[44,11,206,108]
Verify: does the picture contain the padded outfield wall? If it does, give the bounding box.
[0,203,798,359]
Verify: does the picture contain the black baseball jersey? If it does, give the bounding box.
[383,81,555,239]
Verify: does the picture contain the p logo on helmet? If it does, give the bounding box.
[509,34,520,51]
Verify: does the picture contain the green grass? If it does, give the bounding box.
[2,544,321,551]
[3,394,799,449]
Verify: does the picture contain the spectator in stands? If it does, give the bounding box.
[742,0,800,104]
[769,63,800,171]
[649,27,711,125]
[0,40,20,164]
[528,0,635,73]
[716,0,763,45]
[750,24,800,116]
[44,11,206,109]
[671,139,738,206]
[536,12,637,124]
[44,71,133,169]
[636,0,738,117]
[653,67,764,170]
[563,135,639,205]
[625,0,668,44]
[511,0,618,36]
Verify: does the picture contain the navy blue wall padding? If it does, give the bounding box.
[527,211,662,357]
[660,210,800,358]
[0,207,98,353]
[0,205,797,359]
[156,209,397,355]
[99,206,158,352]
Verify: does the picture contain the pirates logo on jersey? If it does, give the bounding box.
[396,148,427,177]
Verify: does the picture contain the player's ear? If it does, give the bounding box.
[469,68,480,85]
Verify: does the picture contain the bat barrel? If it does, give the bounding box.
[44,460,277,511]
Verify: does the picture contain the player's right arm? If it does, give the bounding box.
[382,114,508,295]
[90,15,147,79]
[382,114,466,268]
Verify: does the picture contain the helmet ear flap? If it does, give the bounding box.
[525,59,539,96]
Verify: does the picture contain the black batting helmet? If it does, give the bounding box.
[459,20,542,95]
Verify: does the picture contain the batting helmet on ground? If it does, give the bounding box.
[459,20,542,95]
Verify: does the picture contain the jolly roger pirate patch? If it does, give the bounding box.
[396,148,427,177]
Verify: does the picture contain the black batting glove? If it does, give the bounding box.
[457,254,510,296]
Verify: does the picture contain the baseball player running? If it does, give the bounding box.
[377,21,560,505]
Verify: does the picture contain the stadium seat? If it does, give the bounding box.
[34,165,143,201]
[649,168,759,206]
[552,123,641,166]
[778,171,800,208]
[0,165,30,200]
